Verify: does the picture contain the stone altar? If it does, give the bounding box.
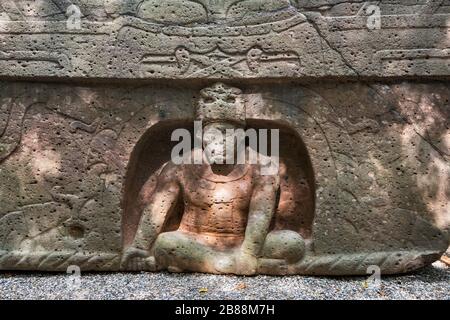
[0,0,448,275]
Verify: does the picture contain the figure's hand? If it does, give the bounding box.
[234,250,258,276]
[121,247,156,271]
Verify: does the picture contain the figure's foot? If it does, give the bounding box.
[121,247,157,271]
[144,256,159,271]
[234,250,258,276]
[167,265,184,273]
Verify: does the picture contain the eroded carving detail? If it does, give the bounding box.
[0,51,71,71]
[141,46,301,78]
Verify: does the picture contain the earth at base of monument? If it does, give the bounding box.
[0,262,448,300]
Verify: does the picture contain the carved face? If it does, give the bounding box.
[202,122,241,165]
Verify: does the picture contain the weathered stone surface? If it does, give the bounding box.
[0,80,448,274]
[0,1,448,275]
[0,1,448,80]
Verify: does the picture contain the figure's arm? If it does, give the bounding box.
[130,166,181,254]
[241,174,280,258]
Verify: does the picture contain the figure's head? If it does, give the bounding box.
[202,121,244,165]
[195,83,246,165]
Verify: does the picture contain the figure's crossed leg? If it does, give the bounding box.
[154,231,236,274]
[153,230,306,275]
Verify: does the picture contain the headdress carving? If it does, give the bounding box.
[196,83,245,125]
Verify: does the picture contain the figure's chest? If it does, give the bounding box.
[182,173,254,208]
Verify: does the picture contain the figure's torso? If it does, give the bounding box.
[178,164,255,238]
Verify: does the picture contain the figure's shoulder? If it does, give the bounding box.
[251,163,281,188]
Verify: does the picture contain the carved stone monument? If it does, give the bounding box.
[0,1,448,275]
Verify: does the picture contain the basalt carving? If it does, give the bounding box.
[121,83,314,275]
[0,1,448,275]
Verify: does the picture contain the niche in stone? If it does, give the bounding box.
[121,83,315,275]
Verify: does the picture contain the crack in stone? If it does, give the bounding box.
[368,84,449,162]
[304,13,360,76]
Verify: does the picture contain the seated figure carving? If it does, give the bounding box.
[121,83,307,275]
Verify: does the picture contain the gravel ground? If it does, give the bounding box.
[0,261,448,300]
